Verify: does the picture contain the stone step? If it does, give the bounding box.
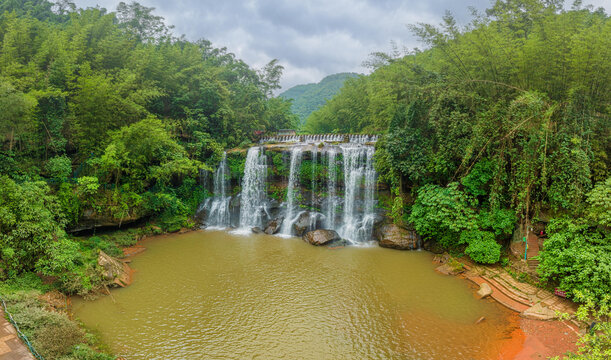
[495,271,539,295]
[527,260,539,269]
[486,276,534,307]
[467,275,530,313]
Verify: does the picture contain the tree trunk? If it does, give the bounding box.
[8,127,14,151]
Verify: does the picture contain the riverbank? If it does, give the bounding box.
[433,254,583,359]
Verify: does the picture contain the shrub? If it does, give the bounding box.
[538,218,611,303]
[409,182,477,241]
[1,289,111,360]
[46,155,72,182]
[461,230,502,264]
[0,177,66,274]
[33,321,85,359]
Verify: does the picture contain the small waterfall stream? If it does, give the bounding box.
[338,145,376,243]
[239,146,269,229]
[203,152,231,228]
[280,146,303,235]
[325,148,338,230]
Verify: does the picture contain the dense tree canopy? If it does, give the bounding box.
[0,0,297,286]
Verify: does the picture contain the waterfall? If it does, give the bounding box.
[204,152,231,227]
[324,148,338,229]
[311,149,317,208]
[338,145,377,243]
[219,136,379,243]
[239,147,268,229]
[280,147,303,235]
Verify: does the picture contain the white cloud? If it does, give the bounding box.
[73,0,611,90]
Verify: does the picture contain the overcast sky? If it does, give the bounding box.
[72,0,610,92]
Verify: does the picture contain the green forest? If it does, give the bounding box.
[0,0,609,359]
[306,0,610,301]
[279,72,359,125]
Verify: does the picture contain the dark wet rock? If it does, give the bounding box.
[373,214,385,227]
[375,224,420,250]
[267,199,281,211]
[68,209,145,233]
[303,229,341,246]
[264,217,283,234]
[229,195,240,209]
[293,211,311,236]
[193,207,207,226]
[251,227,264,234]
[423,240,445,254]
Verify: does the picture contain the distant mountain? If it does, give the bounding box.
[279,72,360,125]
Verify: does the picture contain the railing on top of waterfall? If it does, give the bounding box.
[258,134,380,144]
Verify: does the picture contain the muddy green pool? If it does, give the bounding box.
[72,230,513,359]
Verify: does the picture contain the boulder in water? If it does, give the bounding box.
[98,250,132,287]
[303,229,341,246]
[476,283,492,299]
[264,217,283,234]
[375,224,420,250]
[293,211,311,236]
[251,227,264,234]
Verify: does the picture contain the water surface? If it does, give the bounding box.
[72,231,512,359]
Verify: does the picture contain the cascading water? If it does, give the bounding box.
[324,148,338,229]
[239,147,269,229]
[338,145,377,243]
[203,152,231,227]
[212,136,378,244]
[280,147,303,235]
[311,149,317,207]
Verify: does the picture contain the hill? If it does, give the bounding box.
[279,72,360,125]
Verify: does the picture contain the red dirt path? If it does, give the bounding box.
[492,312,579,359]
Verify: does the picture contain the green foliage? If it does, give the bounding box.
[45,155,72,182]
[557,291,611,360]
[586,177,611,227]
[461,159,496,198]
[409,183,478,241]
[390,195,404,224]
[538,218,611,303]
[460,230,502,264]
[226,152,247,179]
[280,72,359,125]
[98,116,198,189]
[477,208,516,237]
[0,176,66,275]
[270,151,288,177]
[0,287,111,360]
